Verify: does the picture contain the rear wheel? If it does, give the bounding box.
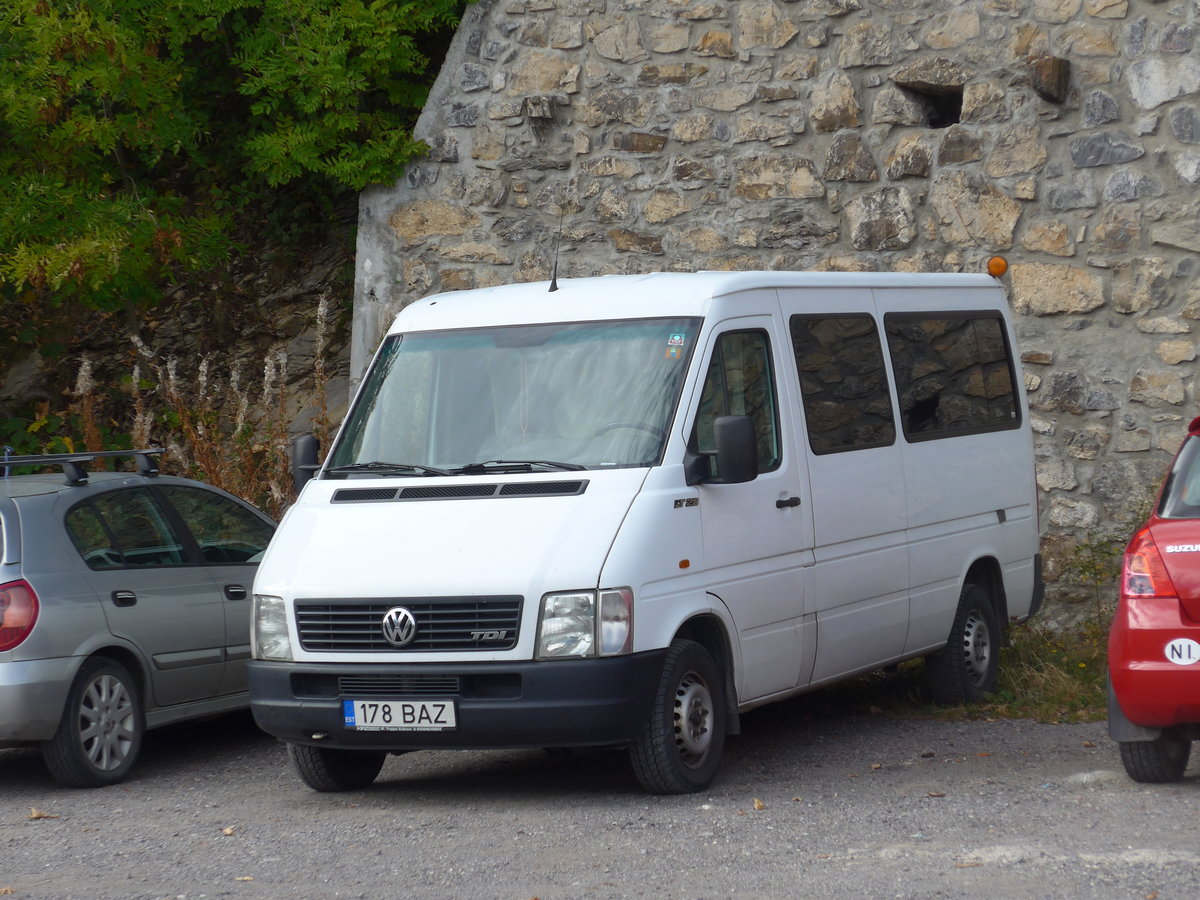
[288,743,387,792]
[925,583,999,704]
[1119,731,1192,783]
[43,657,144,788]
[629,639,726,794]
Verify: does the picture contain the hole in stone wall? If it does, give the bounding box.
[900,86,964,129]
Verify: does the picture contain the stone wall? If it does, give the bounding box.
[353,0,1200,610]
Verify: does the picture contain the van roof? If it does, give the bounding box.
[390,270,1004,333]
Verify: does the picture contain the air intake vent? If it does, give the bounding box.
[338,674,461,697]
[499,481,586,496]
[400,484,499,499]
[332,488,399,502]
[330,481,589,502]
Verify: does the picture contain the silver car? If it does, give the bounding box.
[0,449,275,787]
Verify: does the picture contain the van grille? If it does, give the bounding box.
[295,597,522,652]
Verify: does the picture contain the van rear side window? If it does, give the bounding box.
[790,314,896,455]
[884,313,1019,441]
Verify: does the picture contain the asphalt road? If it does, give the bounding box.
[2,694,1198,900]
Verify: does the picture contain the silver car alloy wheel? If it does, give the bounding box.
[77,672,138,771]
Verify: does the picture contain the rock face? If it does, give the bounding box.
[354,0,1200,611]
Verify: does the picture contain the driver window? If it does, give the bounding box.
[692,330,781,473]
[159,486,275,564]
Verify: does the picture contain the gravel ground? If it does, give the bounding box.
[2,696,1197,900]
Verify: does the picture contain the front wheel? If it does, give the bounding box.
[629,639,726,794]
[42,657,144,788]
[925,584,999,704]
[1119,731,1192,783]
[288,743,387,792]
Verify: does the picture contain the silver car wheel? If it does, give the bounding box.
[78,673,138,771]
[43,657,144,788]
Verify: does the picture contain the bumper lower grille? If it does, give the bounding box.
[295,597,522,652]
[338,674,461,696]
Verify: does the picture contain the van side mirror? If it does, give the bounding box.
[685,415,758,486]
[291,434,321,492]
[712,415,758,484]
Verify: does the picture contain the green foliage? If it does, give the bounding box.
[0,0,465,313]
[233,0,458,190]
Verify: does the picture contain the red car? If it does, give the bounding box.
[1109,416,1200,782]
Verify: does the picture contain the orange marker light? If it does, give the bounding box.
[679,559,691,569]
[987,256,1008,277]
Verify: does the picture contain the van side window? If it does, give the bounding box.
[789,314,896,455]
[884,313,1020,440]
[693,330,781,473]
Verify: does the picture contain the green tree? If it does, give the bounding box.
[0,0,464,317]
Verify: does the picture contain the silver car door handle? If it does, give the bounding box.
[224,584,248,601]
[111,590,137,607]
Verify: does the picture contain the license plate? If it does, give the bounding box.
[342,699,457,731]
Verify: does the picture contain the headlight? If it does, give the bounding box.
[536,589,633,659]
[537,592,594,658]
[252,595,293,661]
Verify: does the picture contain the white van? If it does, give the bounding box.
[248,270,1044,794]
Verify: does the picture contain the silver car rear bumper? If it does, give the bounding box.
[0,657,77,743]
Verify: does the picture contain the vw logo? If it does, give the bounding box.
[381,607,418,647]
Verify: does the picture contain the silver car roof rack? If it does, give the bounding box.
[1,448,165,486]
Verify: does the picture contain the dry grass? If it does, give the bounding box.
[980,614,1110,723]
[42,297,337,521]
[788,611,1111,725]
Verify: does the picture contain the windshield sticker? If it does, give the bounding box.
[666,333,687,360]
[1165,638,1200,666]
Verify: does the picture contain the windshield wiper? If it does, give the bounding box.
[326,461,452,477]
[453,459,587,474]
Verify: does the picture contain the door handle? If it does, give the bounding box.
[224,584,248,601]
[776,496,801,509]
[111,590,137,607]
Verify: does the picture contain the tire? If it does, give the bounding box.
[288,743,387,792]
[1119,731,1192,783]
[925,584,999,704]
[629,639,726,795]
[42,657,144,788]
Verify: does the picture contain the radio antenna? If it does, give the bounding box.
[548,208,564,293]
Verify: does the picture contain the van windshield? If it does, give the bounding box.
[326,318,701,474]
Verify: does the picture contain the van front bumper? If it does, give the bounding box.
[247,650,669,751]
